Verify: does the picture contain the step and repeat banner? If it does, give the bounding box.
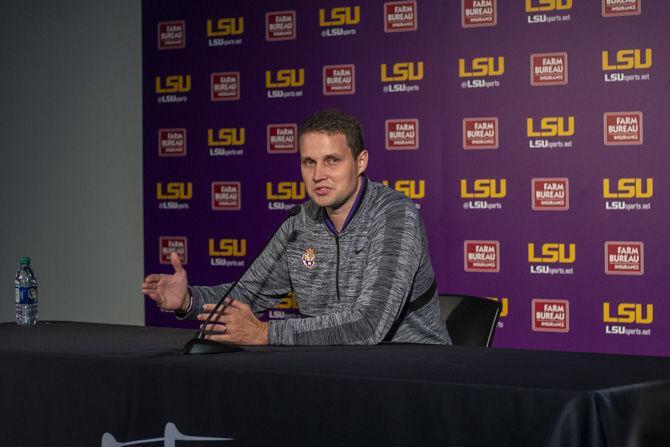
[143,0,669,356]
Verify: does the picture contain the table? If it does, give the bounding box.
[0,322,669,446]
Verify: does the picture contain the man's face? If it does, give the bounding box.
[299,132,367,211]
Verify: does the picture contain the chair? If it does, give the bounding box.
[439,294,502,347]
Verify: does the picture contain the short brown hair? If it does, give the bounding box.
[298,109,365,159]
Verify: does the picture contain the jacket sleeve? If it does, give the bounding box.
[268,202,423,345]
[181,220,294,318]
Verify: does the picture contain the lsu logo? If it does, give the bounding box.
[460,179,507,199]
[158,21,185,50]
[602,178,653,198]
[458,57,504,77]
[532,299,569,332]
[266,69,304,88]
[462,0,497,28]
[206,17,244,36]
[382,180,425,199]
[603,112,643,145]
[211,181,241,210]
[266,10,296,41]
[266,182,306,200]
[605,241,644,275]
[527,116,574,137]
[464,240,500,273]
[158,129,186,157]
[603,303,653,324]
[384,1,418,33]
[602,49,652,70]
[155,75,191,94]
[602,0,641,17]
[319,6,360,26]
[528,243,575,263]
[267,124,298,153]
[525,0,572,12]
[207,128,245,147]
[159,237,187,265]
[381,62,424,82]
[156,182,192,200]
[488,297,508,317]
[208,239,247,257]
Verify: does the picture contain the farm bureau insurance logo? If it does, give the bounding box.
[208,128,245,157]
[602,48,652,83]
[464,240,500,272]
[604,112,643,146]
[380,61,423,94]
[266,68,304,98]
[158,128,186,157]
[382,180,425,207]
[386,119,419,150]
[159,237,187,265]
[463,117,498,149]
[320,6,360,37]
[605,241,643,275]
[384,1,417,32]
[266,10,296,41]
[156,181,191,210]
[209,238,246,267]
[266,181,305,211]
[155,74,190,103]
[528,243,575,275]
[462,0,497,28]
[527,115,574,149]
[532,299,569,332]
[323,64,355,95]
[158,21,185,50]
[207,16,244,47]
[459,56,504,89]
[602,0,641,17]
[603,177,652,211]
[460,178,506,210]
[211,182,241,210]
[526,0,572,24]
[267,124,298,153]
[603,301,653,336]
[531,178,569,210]
[211,72,240,101]
[530,52,567,86]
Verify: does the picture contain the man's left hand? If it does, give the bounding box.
[197,298,269,345]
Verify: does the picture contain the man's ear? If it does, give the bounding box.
[357,150,369,175]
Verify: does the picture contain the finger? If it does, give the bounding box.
[144,274,161,283]
[142,290,158,300]
[170,251,185,273]
[204,333,234,344]
[227,299,249,311]
[201,322,229,333]
[197,311,226,323]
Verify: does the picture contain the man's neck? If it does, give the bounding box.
[326,177,362,233]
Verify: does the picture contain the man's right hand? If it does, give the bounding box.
[141,251,190,312]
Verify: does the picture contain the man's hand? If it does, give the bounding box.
[141,252,189,311]
[198,298,269,345]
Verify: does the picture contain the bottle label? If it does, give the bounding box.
[15,286,37,305]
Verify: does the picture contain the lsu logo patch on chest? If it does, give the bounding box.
[302,247,316,269]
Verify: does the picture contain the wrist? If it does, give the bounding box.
[259,322,269,345]
[180,292,192,313]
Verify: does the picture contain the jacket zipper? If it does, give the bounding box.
[335,235,341,301]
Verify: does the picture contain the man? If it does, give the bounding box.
[142,109,450,346]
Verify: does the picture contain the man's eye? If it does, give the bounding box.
[326,158,338,165]
[303,160,315,167]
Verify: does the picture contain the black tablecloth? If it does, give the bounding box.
[0,321,669,446]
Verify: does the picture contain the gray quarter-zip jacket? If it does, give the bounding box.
[187,178,451,345]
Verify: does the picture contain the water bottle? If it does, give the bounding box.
[15,256,38,325]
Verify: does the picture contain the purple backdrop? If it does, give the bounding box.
[142,0,668,356]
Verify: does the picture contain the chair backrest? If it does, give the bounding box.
[439,294,502,347]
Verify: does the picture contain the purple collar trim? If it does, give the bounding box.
[324,176,367,236]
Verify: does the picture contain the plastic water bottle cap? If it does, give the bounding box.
[20,256,31,265]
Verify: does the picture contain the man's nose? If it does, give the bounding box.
[313,162,326,181]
